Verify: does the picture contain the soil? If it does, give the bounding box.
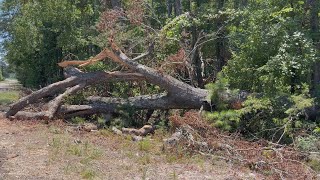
[0,115,263,180]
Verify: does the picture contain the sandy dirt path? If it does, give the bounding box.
[0,79,21,92]
[0,117,261,180]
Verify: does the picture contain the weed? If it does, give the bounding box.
[80,157,91,165]
[67,144,83,156]
[81,168,96,179]
[170,170,178,180]
[67,141,103,161]
[309,159,320,172]
[192,155,205,169]
[138,138,152,152]
[139,154,151,165]
[97,116,107,128]
[89,148,103,160]
[63,162,78,175]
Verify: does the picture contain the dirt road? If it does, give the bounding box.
[0,79,21,92]
[0,117,262,180]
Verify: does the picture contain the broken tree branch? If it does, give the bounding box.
[6,68,145,118]
[46,83,86,119]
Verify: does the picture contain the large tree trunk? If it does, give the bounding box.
[6,40,247,119]
[216,0,227,72]
[167,0,182,17]
[111,0,121,9]
[174,0,182,16]
[308,0,320,97]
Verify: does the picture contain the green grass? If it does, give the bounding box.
[138,138,153,152]
[0,91,20,105]
[81,168,97,179]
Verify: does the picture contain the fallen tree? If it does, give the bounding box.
[6,41,242,120]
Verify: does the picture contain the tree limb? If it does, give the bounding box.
[6,68,145,117]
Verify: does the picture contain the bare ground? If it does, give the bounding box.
[0,114,264,180]
[0,79,21,91]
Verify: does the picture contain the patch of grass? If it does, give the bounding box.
[50,137,63,149]
[0,91,19,105]
[66,141,103,160]
[126,151,135,159]
[97,116,106,128]
[138,154,151,165]
[63,162,78,175]
[70,116,86,124]
[81,168,97,179]
[48,126,62,134]
[192,154,205,169]
[48,135,70,161]
[166,154,179,163]
[48,133,103,178]
[99,129,113,137]
[67,144,83,156]
[308,155,320,172]
[138,138,152,152]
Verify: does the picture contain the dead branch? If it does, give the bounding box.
[6,68,144,118]
[46,84,86,119]
[122,125,154,136]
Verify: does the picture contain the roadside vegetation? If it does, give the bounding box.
[0,91,19,105]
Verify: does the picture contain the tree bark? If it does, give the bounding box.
[308,0,320,97]
[111,0,121,9]
[190,27,204,88]
[174,0,182,16]
[167,0,182,17]
[215,0,230,73]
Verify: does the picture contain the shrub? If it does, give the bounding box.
[205,74,317,143]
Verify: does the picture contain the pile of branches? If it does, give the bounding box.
[164,111,317,179]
